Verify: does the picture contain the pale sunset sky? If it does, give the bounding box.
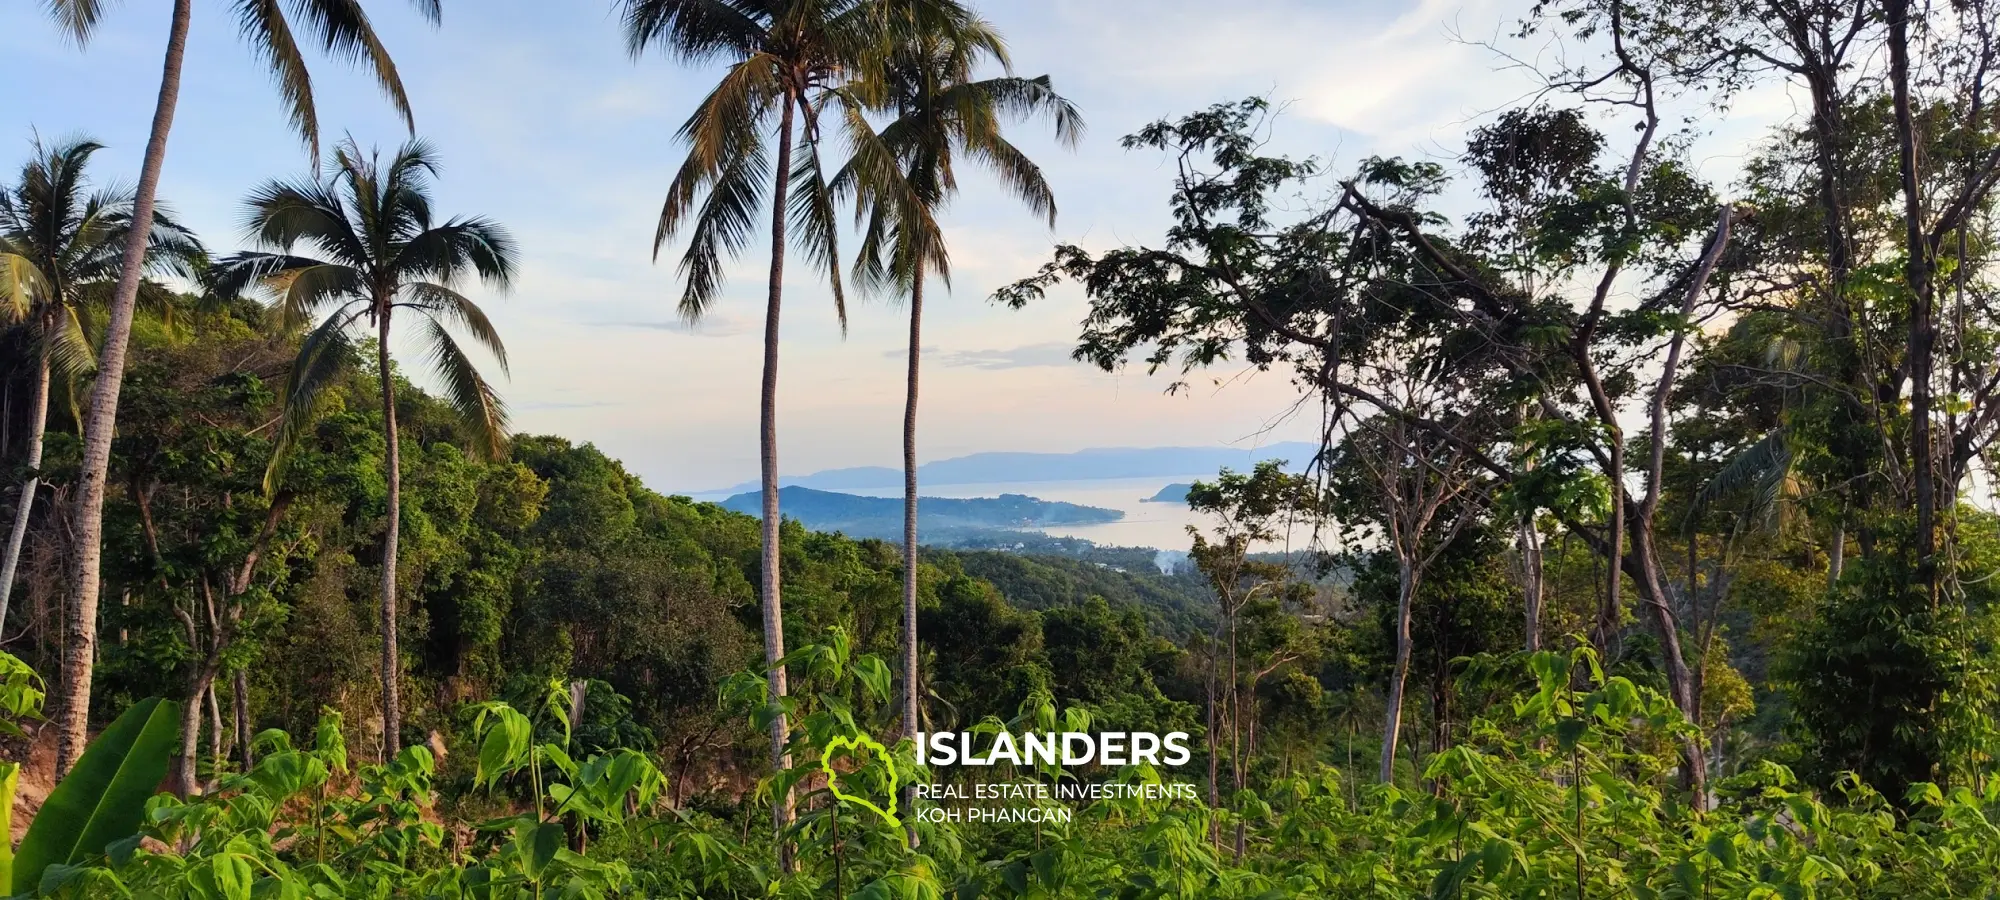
[0,0,1791,491]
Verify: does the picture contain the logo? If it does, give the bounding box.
[820,734,902,827]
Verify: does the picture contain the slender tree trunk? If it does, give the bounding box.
[207,678,225,786]
[901,269,925,849]
[1518,516,1543,652]
[0,343,51,628]
[1828,520,1845,588]
[1887,0,1937,577]
[176,681,206,796]
[1228,595,1244,859]
[57,0,193,777]
[377,312,403,760]
[762,97,799,872]
[1204,631,1219,806]
[1380,559,1417,784]
[1628,519,1707,799]
[234,668,253,770]
[1593,448,1625,659]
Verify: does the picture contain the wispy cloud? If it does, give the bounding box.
[586,313,756,338]
[933,342,1080,371]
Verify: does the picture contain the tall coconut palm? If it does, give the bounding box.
[616,0,977,857]
[836,17,1080,795]
[0,137,203,640]
[42,0,440,776]
[209,138,515,759]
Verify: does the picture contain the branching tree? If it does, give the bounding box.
[1185,460,1311,857]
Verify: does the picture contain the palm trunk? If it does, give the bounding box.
[377,312,403,760]
[762,97,798,872]
[1380,559,1416,784]
[0,339,51,628]
[901,270,924,849]
[57,0,193,777]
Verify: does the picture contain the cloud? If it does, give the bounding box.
[585,313,756,338]
[933,342,1080,371]
[518,400,618,411]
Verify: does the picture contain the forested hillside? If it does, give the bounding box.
[3,302,1212,786]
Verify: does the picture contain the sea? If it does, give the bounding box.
[691,475,1321,557]
[839,475,1210,551]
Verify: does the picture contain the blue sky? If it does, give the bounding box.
[0,1,1787,492]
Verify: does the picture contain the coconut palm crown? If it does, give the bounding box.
[209,137,516,482]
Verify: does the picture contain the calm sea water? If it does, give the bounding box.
[694,475,1318,552]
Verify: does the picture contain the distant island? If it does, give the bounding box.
[719,486,1123,543]
[693,443,1313,496]
[1143,483,1192,504]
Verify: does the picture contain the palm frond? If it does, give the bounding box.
[378,138,442,239]
[962,132,1057,226]
[241,178,369,265]
[0,248,51,323]
[285,0,421,135]
[47,304,97,381]
[235,0,322,154]
[395,217,517,289]
[788,103,848,331]
[404,282,507,374]
[44,0,111,44]
[267,308,363,493]
[1693,427,1794,529]
[671,137,769,320]
[207,253,363,329]
[665,54,782,230]
[617,0,769,62]
[966,75,1084,150]
[419,314,508,459]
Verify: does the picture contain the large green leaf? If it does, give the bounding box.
[0,761,17,889]
[11,697,179,893]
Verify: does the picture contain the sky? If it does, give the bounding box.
[0,0,1795,493]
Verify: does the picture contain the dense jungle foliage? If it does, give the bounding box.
[10,0,2000,896]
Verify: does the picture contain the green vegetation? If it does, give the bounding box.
[8,0,2000,896]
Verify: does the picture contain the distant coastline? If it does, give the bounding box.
[718,485,1124,543]
[1142,483,1192,504]
[691,443,1311,496]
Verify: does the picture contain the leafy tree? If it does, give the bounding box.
[209,139,517,759]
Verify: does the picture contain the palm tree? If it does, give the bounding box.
[836,17,1080,800]
[209,138,515,760]
[0,137,202,640]
[616,0,977,856]
[41,0,440,776]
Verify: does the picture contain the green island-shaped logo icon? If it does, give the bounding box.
[820,734,902,828]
